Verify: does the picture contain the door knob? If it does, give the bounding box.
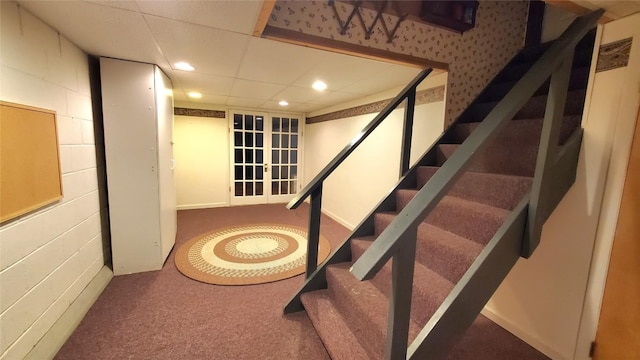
[264,163,268,172]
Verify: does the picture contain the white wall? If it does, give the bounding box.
[0,2,105,358]
[483,13,640,360]
[174,114,230,209]
[304,74,447,229]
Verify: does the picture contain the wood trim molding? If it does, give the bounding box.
[253,0,276,36]
[262,25,449,70]
[544,1,612,23]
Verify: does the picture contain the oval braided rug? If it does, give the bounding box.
[174,224,331,285]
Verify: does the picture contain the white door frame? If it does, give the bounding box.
[228,109,304,206]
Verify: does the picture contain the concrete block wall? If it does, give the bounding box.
[0,2,106,358]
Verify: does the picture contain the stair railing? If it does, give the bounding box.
[286,67,433,278]
[348,10,603,360]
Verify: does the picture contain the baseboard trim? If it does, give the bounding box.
[25,266,113,360]
[321,208,356,231]
[177,202,228,210]
[480,307,567,360]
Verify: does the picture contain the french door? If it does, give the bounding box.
[229,110,303,205]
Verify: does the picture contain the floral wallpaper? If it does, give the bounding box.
[267,0,529,126]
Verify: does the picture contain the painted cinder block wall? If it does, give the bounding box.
[0,3,107,358]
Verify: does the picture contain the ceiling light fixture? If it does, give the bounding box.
[174,62,195,71]
[312,80,327,91]
[187,91,202,99]
[279,100,289,106]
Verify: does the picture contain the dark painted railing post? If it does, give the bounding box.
[384,226,418,360]
[400,88,416,178]
[525,53,573,257]
[306,184,323,278]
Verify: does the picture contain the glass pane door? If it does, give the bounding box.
[230,112,267,205]
[229,111,302,205]
[270,116,300,202]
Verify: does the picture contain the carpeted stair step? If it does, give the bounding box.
[350,237,455,325]
[436,142,537,177]
[300,291,370,360]
[325,263,422,359]
[389,194,510,245]
[415,167,532,211]
[373,213,484,283]
[347,237,549,360]
[449,115,582,145]
[466,89,586,123]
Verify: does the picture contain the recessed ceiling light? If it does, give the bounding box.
[279,100,289,106]
[187,91,202,99]
[312,80,327,91]
[174,62,195,71]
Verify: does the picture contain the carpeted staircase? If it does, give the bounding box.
[297,31,596,360]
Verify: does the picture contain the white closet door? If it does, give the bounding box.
[154,66,176,262]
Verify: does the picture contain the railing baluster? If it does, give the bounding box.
[306,183,323,278]
[525,52,573,257]
[400,88,416,178]
[385,226,418,360]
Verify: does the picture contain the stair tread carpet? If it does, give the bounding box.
[389,195,510,245]
[466,89,586,123]
[369,215,484,283]
[351,237,456,326]
[325,263,422,359]
[416,166,533,211]
[450,115,582,146]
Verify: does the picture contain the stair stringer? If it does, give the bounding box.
[406,126,582,358]
[408,195,529,359]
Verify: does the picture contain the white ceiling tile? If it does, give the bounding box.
[16,0,428,113]
[170,71,235,96]
[144,15,250,78]
[136,0,263,35]
[19,1,165,65]
[237,37,330,85]
[293,55,396,91]
[607,2,640,18]
[187,93,229,106]
[339,66,419,95]
[172,90,189,103]
[307,91,363,106]
[230,79,286,99]
[260,100,292,112]
[83,0,140,12]
[272,86,322,104]
[226,96,265,108]
[287,103,319,113]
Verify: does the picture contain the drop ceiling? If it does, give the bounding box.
[16,0,428,113]
[571,0,640,19]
